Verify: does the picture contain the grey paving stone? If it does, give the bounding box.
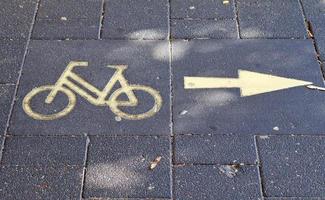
[0,0,37,38]
[83,136,171,198]
[174,165,261,200]
[0,39,27,83]
[0,135,2,151]
[265,198,325,200]
[171,19,237,39]
[175,134,256,164]
[238,0,307,38]
[83,198,171,200]
[1,136,88,166]
[0,85,15,136]
[171,0,234,19]
[32,0,102,39]
[32,19,100,40]
[172,39,325,135]
[0,165,83,199]
[257,135,325,197]
[9,40,170,135]
[102,0,168,40]
[301,0,325,33]
[301,0,325,61]
[315,36,325,61]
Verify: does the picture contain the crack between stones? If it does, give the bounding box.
[298,0,325,81]
[234,0,241,39]
[98,0,106,39]
[0,0,41,163]
[254,135,266,199]
[80,135,90,199]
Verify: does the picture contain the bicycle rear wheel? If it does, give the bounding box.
[109,85,162,120]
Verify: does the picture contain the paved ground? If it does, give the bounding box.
[0,0,325,199]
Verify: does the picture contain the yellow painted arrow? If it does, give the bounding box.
[184,70,313,97]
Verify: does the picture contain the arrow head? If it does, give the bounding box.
[238,70,313,97]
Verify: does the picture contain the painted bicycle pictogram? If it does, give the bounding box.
[23,61,162,120]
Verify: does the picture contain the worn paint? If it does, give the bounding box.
[23,61,162,120]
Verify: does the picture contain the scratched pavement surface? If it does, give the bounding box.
[0,0,325,199]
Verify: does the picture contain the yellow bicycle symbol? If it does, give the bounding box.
[23,61,162,121]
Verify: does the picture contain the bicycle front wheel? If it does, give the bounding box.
[109,85,162,120]
[23,85,76,120]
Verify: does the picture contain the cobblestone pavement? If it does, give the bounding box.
[1,0,325,199]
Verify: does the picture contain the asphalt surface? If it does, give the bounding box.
[1,0,325,199]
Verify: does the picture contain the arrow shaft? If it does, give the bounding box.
[184,76,240,89]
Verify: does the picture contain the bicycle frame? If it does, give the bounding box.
[45,61,138,107]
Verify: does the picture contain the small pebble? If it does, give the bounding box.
[223,0,230,4]
[273,126,279,131]
[259,135,270,139]
[219,164,240,178]
[115,116,122,122]
[149,156,162,170]
[180,110,188,115]
[148,185,155,190]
